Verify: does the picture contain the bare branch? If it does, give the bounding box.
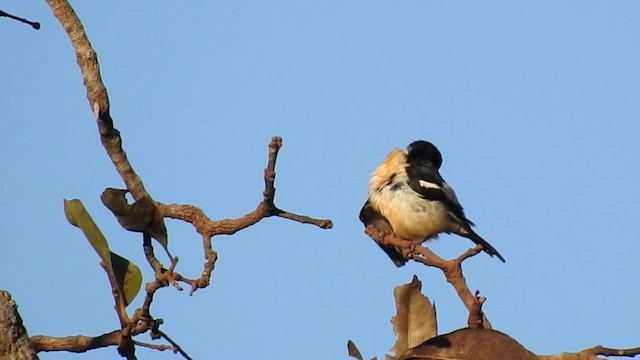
[45,0,150,200]
[29,322,190,357]
[589,346,640,358]
[467,291,485,330]
[131,340,176,353]
[158,136,333,236]
[156,331,194,360]
[44,0,330,357]
[47,0,331,294]
[539,345,640,360]
[30,331,121,353]
[363,227,491,329]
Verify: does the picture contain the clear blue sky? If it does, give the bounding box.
[2,1,639,359]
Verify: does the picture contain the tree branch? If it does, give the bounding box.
[45,0,150,200]
[539,345,640,360]
[30,324,191,359]
[156,330,194,360]
[31,331,121,353]
[364,226,491,329]
[157,136,332,236]
[467,291,485,330]
[43,0,332,357]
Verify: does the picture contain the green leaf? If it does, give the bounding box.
[110,252,142,307]
[64,199,112,268]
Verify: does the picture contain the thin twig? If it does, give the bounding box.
[0,9,41,29]
[157,331,194,360]
[99,261,130,327]
[157,137,333,235]
[131,340,176,353]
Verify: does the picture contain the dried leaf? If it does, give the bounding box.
[110,252,142,307]
[398,328,537,360]
[64,199,112,269]
[389,275,437,359]
[101,188,170,258]
[348,340,364,360]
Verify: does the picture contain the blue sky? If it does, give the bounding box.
[2,1,639,359]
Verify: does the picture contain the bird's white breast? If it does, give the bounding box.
[369,180,452,243]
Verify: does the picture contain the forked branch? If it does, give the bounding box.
[364,226,491,329]
[42,0,332,358]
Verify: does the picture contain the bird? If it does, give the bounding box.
[359,140,505,267]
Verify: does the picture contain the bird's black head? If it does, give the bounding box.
[406,140,443,169]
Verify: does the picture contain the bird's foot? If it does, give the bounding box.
[401,242,418,260]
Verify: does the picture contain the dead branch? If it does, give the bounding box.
[364,226,491,329]
[45,0,150,200]
[30,320,190,359]
[30,331,121,353]
[157,136,333,236]
[539,345,640,360]
[46,0,331,232]
[41,0,332,357]
[46,0,331,276]
[156,330,194,360]
[467,291,485,330]
[589,346,640,358]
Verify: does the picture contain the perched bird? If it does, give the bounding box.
[359,140,505,267]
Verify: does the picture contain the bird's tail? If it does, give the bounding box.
[377,243,407,267]
[465,229,506,263]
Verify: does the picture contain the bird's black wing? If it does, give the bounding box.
[359,201,407,267]
[406,162,506,262]
[405,162,473,227]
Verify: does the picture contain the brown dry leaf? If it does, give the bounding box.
[101,188,171,258]
[347,340,364,360]
[389,275,437,359]
[398,328,537,360]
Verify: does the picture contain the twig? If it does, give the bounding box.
[467,291,485,329]
[99,261,130,327]
[0,9,40,29]
[131,340,176,353]
[188,234,218,294]
[157,330,194,360]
